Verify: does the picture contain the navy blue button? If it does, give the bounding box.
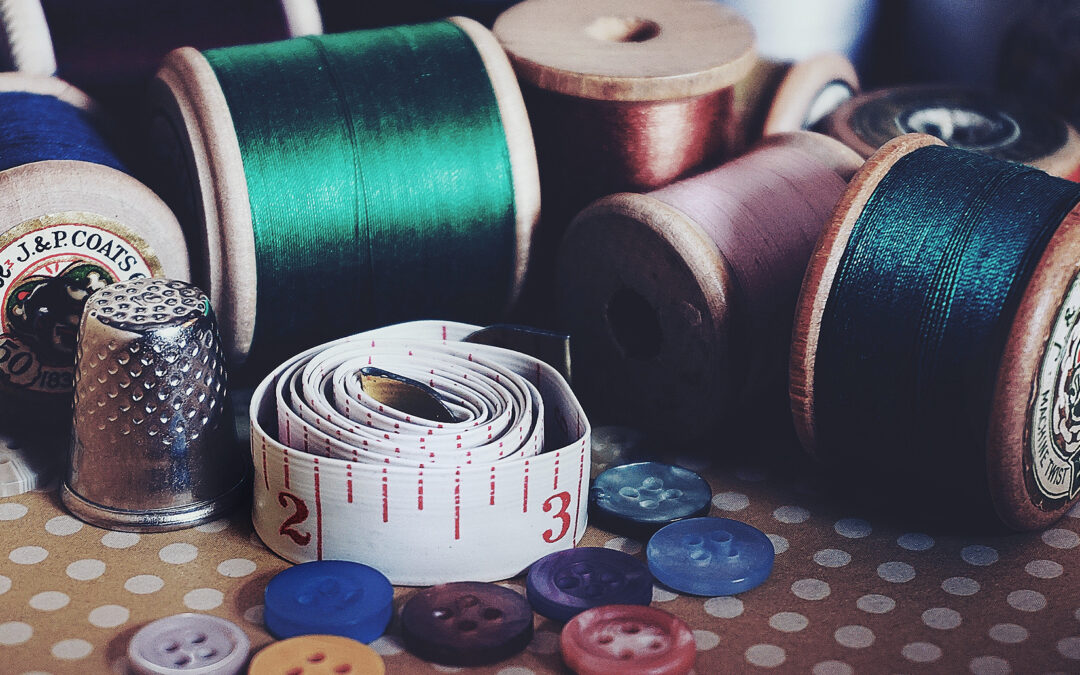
[647,517,774,595]
[590,462,711,535]
[526,547,652,622]
[264,560,394,643]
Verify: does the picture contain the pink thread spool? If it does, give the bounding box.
[557,131,862,440]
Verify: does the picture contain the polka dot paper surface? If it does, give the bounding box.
[3,446,1080,674]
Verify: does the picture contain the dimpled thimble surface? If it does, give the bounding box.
[62,278,246,531]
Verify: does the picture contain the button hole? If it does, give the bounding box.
[308,652,326,663]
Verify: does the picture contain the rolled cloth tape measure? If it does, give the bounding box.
[149,19,538,370]
[824,86,1080,180]
[790,133,1080,530]
[558,131,861,440]
[249,320,590,585]
[0,73,188,409]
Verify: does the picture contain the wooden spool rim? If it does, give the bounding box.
[762,52,859,136]
[151,18,539,365]
[789,132,945,458]
[0,70,94,111]
[0,0,54,74]
[492,0,756,101]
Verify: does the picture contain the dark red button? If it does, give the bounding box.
[560,605,696,675]
[400,582,533,666]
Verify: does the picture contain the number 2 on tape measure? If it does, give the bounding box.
[542,491,572,543]
[277,491,312,546]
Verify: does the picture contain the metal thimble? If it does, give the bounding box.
[62,279,247,531]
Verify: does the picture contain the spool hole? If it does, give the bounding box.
[899,107,1020,149]
[586,16,661,43]
[605,288,663,361]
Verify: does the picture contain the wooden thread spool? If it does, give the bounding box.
[557,131,862,441]
[790,133,1080,529]
[148,18,539,368]
[0,73,189,412]
[824,86,1080,180]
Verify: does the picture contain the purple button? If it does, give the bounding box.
[526,547,652,622]
[128,613,249,674]
[400,582,533,666]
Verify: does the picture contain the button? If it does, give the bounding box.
[526,547,652,622]
[647,517,774,595]
[590,462,711,535]
[247,634,384,674]
[127,612,249,675]
[400,581,533,666]
[560,605,696,675]
[264,560,394,643]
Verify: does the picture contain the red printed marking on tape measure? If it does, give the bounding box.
[283,448,291,489]
[262,438,269,490]
[382,467,389,523]
[314,460,323,561]
[490,466,496,506]
[543,491,572,543]
[454,471,461,540]
[347,464,354,504]
[573,440,586,544]
[277,491,311,546]
[523,460,530,513]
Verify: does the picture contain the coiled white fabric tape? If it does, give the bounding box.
[249,321,591,586]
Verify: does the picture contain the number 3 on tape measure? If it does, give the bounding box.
[542,491,572,543]
[277,491,312,546]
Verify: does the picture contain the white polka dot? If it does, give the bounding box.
[961,545,999,566]
[44,515,82,536]
[1007,590,1046,612]
[969,656,1011,675]
[693,630,720,651]
[736,467,768,482]
[834,625,874,648]
[813,549,851,568]
[922,607,961,630]
[1025,559,1063,579]
[66,559,105,581]
[769,612,808,632]
[812,661,853,675]
[897,533,935,551]
[603,537,642,555]
[1042,528,1080,549]
[0,622,32,645]
[243,605,264,625]
[834,518,871,538]
[989,624,1028,644]
[712,491,748,511]
[9,545,47,564]
[857,594,895,614]
[943,576,981,596]
[88,605,129,629]
[101,531,139,549]
[704,596,744,618]
[123,575,163,595]
[0,575,9,595]
[902,642,942,663]
[773,506,810,524]
[496,668,535,675]
[791,578,831,601]
[159,542,197,564]
[195,519,229,533]
[1058,637,1080,660]
[51,639,92,660]
[29,591,69,611]
[0,503,27,520]
[767,534,788,554]
[877,561,915,583]
[527,630,559,655]
[652,586,677,602]
[216,558,256,578]
[745,644,785,668]
[371,636,403,656]
[183,588,223,610]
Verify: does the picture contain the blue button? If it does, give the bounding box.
[264,560,394,643]
[526,547,652,622]
[590,462,711,534]
[647,517,774,595]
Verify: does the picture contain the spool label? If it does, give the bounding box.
[0,213,161,395]
[1030,270,1080,501]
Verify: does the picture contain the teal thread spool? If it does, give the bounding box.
[791,133,1080,530]
[148,19,539,370]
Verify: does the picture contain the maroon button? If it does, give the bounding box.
[560,605,696,675]
[400,582,534,666]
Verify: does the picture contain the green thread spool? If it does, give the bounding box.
[148,18,539,369]
[791,133,1080,530]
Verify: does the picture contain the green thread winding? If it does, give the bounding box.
[203,22,517,365]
